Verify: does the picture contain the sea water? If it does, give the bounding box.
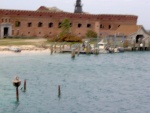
[0,52,150,113]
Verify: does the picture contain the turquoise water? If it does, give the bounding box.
[0,52,150,113]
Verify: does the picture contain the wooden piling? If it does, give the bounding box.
[12,76,21,102]
[62,44,64,50]
[24,79,26,92]
[77,45,80,56]
[54,44,56,53]
[70,44,72,50]
[50,45,53,55]
[58,85,61,97]
[60,45,62,52]
[71,49,75,58]
[16,87,19,101]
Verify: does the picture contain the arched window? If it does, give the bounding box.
[109,25,112,29]
[87,24,91,28]
[100,24,104,29]
[15,21,21,27]
[49,22,53,28]
[38,22,43,27]
[28,22,32,27]
[70,23,72,27]
[78,23,82,28]
[58,22,61,28]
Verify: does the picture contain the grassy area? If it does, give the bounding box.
[0,38,81,46]
[0,38,47,46]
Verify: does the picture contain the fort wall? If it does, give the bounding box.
[0,8,138,38]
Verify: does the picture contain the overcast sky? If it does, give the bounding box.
[0,0,150,30]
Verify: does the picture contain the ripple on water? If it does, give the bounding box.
[0,52,150,113]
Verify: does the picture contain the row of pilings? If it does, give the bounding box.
[12,76,61,102]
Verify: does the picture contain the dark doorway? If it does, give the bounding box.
[4,27,9,38]
[136,35,144,43]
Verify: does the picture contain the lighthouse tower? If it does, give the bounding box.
[74,0,83,13]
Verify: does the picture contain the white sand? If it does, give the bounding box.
[0,45,50,55]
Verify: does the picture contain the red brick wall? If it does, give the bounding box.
[0,9,138,38]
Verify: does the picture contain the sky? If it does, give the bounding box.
[0,0,150,30]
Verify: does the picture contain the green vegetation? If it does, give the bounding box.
[86,30,97,38]
[59,18,71,36]
[0,38,81,46]
[49,18,82,42]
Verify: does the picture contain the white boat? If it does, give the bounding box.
[98,40,110,53]
[9,47,21,52]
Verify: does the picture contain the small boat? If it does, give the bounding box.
[118,47,124,52]
[98,40,110,53]
[9,47,21,52]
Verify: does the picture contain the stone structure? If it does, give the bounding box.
[0,0,149,44]
[0,5,137,39]
[74,0,83,13]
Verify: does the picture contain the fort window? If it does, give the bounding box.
[38,22,43,27]
[109,25,112,29]
[78,23,82,28]
[5,19,7,22]
[100,24,104,29]
[58,22,62,28]
[70,23,72,27]
[15,21,21,27]
[9,19,10,22]
[28,32,30,34]
[28,22,32,27]
[118,25,120,27]
[2,19,3,22]
[39,32,41,34]
[49,23,53,28]
[87,24,91,28]
[49,32,52,34]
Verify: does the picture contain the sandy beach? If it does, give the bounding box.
[0,45,50,55]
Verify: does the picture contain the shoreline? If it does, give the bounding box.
[0,45,50,55]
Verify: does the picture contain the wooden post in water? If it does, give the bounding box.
[70,44,72,50]
[12,76,21,102]
[62,43,64,50]
[86,45,89,54]
[54,43,56,53]
[16,87,19,101]
[77,45,80,56]
[24,79,26,92]
[60,45,62,53]
[71,49,75,58]
[58,85,61,97]
[50,45,53,55]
